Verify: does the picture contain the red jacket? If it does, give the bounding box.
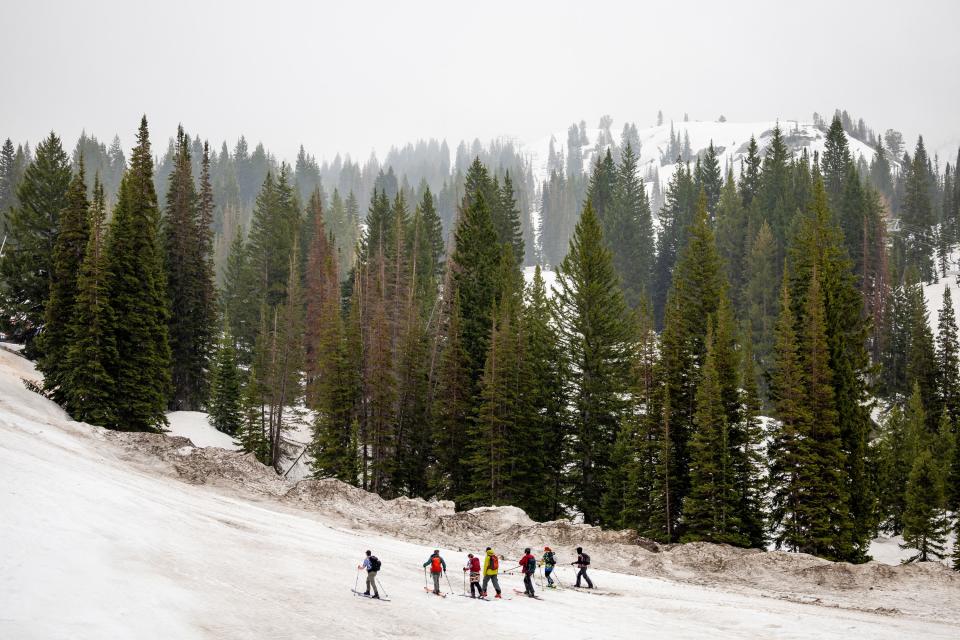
[519,553,535,574]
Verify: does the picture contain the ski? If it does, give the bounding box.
[351,589,390,602]
[423,586,448,598]
[512,589,543,600]
[568,586,618,596]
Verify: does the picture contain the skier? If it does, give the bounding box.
[571,546,594,588]
[481,547,502,599]
[357,550,381,599]
[541,546,557,588]
[518,547,537,597]
[463,553,482,598]
[422,549,447,595]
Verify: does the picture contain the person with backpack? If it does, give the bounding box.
[463,553,482,598]
[541,546,557,588]
[571,547,594,588]
[481,547,502,599]
[357,550,381,599]
[518,547,537,597]
[422,549,447,595]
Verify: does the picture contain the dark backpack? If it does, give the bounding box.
[580,553,590,566]
[368,556,381,571]
[544,551,555,566]
[525,556,536,574]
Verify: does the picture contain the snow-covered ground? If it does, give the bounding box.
[166,411,240,450]
[1,344,959,639]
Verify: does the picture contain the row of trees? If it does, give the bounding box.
[2,114,959,567]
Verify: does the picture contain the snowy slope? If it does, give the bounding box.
[2,345,959,639]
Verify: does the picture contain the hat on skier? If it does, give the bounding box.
[544,546,552,551]
[576,547,583,553]
[524,547,531,554]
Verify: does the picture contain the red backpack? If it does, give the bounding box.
[431,556,442,573]
[470,557,481,572]
[488,554,499,571]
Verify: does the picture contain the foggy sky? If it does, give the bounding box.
[3,0,958,164]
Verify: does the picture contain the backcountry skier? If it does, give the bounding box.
[572,546,594,588]
[518,547,537,597]
[463,553,482,598]
[423,549,447,595]
[481,547,502,599]
[541,546,557,587]
[358,550,381,599]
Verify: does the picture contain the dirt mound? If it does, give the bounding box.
[285,478,454,529]
[97,429,288,495]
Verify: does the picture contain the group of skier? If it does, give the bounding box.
[358,545,593,601]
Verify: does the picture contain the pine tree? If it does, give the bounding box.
[937,288,960,434]
[104,117,172,432]
[875,404,910,533]
[694,141,722,217]
[163,127,210,411]
[768,271,810,551]
[789,177,874,561]
[656,191,727,538]
[715,169,748,302]
[552,200,635,525]
[901,450,949,562]
[467,246,527,508]
[38,158,89,404]
[821,115,852,204]
[523,265,567,520]
[901,137,935,280]
[610,143,654,306]
[0,132,72,353]
[496,172,525,265]
[739,136,762,208]
[450,188,500,388]
[797,268,853,560]
[682,325,743,544]
[209,321,243,435]
[653,162,696,325]
[744,221,777,402]
[0,138,17,219]
[63,176,117,426]
[430,287,472,499]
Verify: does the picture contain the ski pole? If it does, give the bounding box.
[463,570,467,595]
[377,577,389,599]
[445,571,455,595]
[354,568,360,595]
[423,567,428,589]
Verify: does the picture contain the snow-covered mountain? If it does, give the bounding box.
[525,118,880,191]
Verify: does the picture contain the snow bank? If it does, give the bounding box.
[165,411,240,450]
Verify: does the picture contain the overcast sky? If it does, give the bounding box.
[3,0,958,164]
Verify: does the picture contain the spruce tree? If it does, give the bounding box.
[0,132,72,353]
[682,325,743,544]
[552,200,635,525]
[656,191,727,538]
[209,321,243,436]
[900,137,935,280]
[739,136,762,208]
[38,158,89,404]
[768,270,810,551]
[901,450,949,562]
[0,138,16,219]
[937,288,960,435]
[694,141,722,216]
[522,265,567,520]
[821,115,852,204]
[104,117,172,432]
[163,127,209,411]
[744,221,777,402]
[430,288,472,499]
[63,176,118,426]
[467,246,527,508]
[797,268,853,561]
[450,188,500,388]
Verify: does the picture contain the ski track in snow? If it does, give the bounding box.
[1,345,958,639]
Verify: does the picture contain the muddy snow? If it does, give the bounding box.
[1,344,958,639]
